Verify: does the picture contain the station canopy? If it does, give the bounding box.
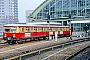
[71,20,90,23]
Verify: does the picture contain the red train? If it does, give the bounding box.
[3,23,70,44]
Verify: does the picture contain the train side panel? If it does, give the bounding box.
[2,24,70,44]
[3,33,25,40]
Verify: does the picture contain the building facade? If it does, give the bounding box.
[0,0,19,35]
[28,0,90,36]
[26,10,34,23]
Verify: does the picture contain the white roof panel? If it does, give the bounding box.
[27,22,61,25]
[3,23,69,27]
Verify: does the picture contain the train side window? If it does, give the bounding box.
[38,27,42,32]
[58,28,60,31]
[44,28,46,31]
[22,28,24,32]
[45,28,48,32]
[41,27,43,32]
[52,27,54,31]
[26,28,30,33]
[5,29,10,32]
[54,28,56,31]
[19,27,22,33]
[56,28,58,31]
[47,28,49,32]
[34,27,37,32]
[43,27,45,32]
[28,29,30,32]
[60,28,62,31]
[67,28,69,31]
[31,27,34,32]
[66,27,68,31]
[63,28,66,31]
[50,27,52,31]
[38,27,39,32]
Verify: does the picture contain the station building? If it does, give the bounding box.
[27,0,90,36]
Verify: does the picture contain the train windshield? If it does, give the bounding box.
[11,28,16,32]
[4,29,10,32]
[4,28,16,32]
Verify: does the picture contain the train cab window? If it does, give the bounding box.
[4,29,10,32]
[11,28,16,32]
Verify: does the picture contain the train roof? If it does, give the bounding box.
[3,23,69,27]
[71,20,90,23]
[27,22,61,25]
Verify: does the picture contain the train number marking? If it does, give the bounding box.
[25,33,31,37]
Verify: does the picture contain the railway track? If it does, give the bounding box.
[19,41,90,60]
[65,45,90,60]
[0,43,8,48]
[87,56,90,60]
[6,37,90,60]
[0,39,44,49]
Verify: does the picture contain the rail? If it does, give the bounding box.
[7,37,90,60]
[87,56,90,60]
[65,45,90,60]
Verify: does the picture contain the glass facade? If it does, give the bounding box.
[28,0,90,35]
[14,0,18,23]
[30,0,90,21]
[72,23,90,32]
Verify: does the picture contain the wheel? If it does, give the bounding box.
[6,37,13,44]
[43,37,46,40]
[7,37,12,40]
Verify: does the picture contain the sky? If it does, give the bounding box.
[18,0,45,23]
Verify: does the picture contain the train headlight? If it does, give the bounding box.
[4,34,6,37]
[13,34,15,37]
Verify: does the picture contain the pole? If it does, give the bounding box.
[48,3,50,40]
[48,15,50,40]
[69,14,72,40]
[47,0,68,40]
[70,20,72,40]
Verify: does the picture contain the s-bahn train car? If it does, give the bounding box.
[3,23,70,44]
